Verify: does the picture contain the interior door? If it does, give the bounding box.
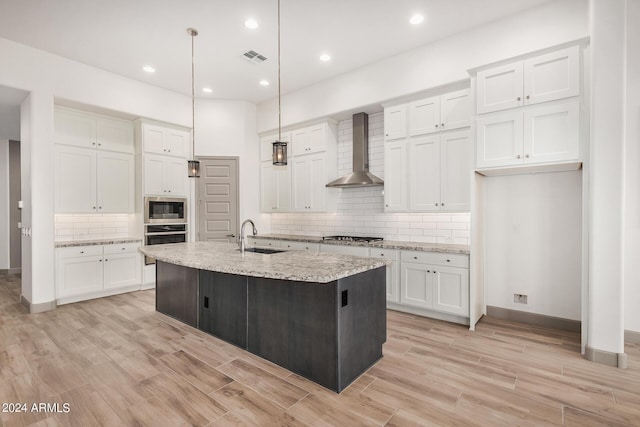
[197,157,239,242]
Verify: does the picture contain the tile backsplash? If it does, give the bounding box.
[270,112,471,245]
[55,214,134,241]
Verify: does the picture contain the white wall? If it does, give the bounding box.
[484,171,583,320]
[0,37,256,306]
[624,0,640,333]
[0,139,9,269]
[256,0,589,132]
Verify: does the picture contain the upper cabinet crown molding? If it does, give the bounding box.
[476,45,580,115]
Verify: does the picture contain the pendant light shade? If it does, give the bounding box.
[187,27,200,178]
[272,141,287,165]
[188,159,200,178]
[272,0,287,166]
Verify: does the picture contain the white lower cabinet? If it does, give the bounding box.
[399,250,469,317]
[56,243,142,304]
[370,248,400,303]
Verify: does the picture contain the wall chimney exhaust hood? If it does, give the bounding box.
[326,112,384,188]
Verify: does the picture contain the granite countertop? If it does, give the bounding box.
[138,241,387,283]
[55,238,142,248]
[251,234,470,255]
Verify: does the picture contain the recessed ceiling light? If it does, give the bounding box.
[319,53,331,62]
[202,87,213,93]
[244,19,258,29]
[259,80,270,86]
[143,65,156,73]
[410,14,424,25]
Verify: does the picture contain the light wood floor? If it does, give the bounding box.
[1,274,640,426]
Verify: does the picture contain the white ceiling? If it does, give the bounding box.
[0,0,551,104]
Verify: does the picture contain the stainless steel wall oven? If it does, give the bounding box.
[144,197,188,264]
[144,196,187,223]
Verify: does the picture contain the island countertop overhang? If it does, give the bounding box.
[139,241,387,283]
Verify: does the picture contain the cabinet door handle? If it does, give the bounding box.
[105,259,108,262]
[413,256,418,260]
[433,271,437,274]
[97,143,101,146]
[93,206,96,210]
[226,234,236,238]
[526,95,530,100]
[98,206,102,210]
[441,123,445,127]
[441,203,445,207]
[517,96,521,101]
[80,251,84,254]
[435,124,439,128]
[525,154,530,158]
[99,259,102,262]
[435,203,439,206]
[446,259,451,262]
[427,270,431,273]
[516,155,521,159]
[122,247,126,250]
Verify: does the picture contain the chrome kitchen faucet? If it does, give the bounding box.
[239,219,258,254]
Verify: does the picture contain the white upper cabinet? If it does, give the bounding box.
[292,152,327,212]
[409,137,441,211]
[260,120,337,213]
[389,89,471,139]
[523,47,580,106]
[384,141,408,211]
[523,99,580,164]
[292,123,329,156]
[409,97,440,136]
[144,153,188,197]
[96,151,135,213]
[260,162,291,212]
[477,98,579,169]
[260,132,291,162]
[55,145,134,213]
[385,131,470,213]
[440,89,472,131]
[384,105,407,140]
[141,122,190,158]
[440,131,471,211]
[55,106,134,153]
[477,45,580,114]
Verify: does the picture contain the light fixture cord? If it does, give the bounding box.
[278,0,281,141]
[191,30,196,159]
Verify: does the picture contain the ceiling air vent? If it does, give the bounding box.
[242,50,267,64]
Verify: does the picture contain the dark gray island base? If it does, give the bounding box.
[156,260,386,393]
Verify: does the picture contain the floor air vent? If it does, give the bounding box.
[242,50,267,64]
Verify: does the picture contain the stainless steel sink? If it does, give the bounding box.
[240,247,286,254]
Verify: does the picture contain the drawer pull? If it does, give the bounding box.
[413,256,418,260]
[80,251,84,254]
[446,259,450,262]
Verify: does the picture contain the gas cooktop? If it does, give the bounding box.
[322,235,383,243]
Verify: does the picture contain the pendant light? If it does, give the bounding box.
[272,0,287,166]
[187,27,200,178]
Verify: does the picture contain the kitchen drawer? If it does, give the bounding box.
[370,248,399,261]
[401,251,468,268]
[280,241,320,252]
[104,242,140,254]
[250,238,281,249]
[56,245,103,259]
[321,244,370,257]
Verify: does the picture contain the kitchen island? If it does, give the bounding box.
[139,241,387,393]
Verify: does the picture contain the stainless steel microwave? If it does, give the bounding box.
[144,196,187,224]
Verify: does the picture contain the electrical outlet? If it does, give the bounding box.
[513,293,528,304]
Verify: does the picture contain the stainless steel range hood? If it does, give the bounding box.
[326,112,384,188]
